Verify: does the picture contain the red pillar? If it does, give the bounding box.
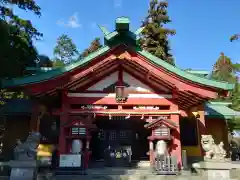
[58,90,69,154]
[30,103,39,132]
[171,104,182,169]
[84,136,91,169]
[196,105,206,157]
[149,140,154,167]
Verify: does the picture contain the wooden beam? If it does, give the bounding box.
[177,92,200,104]
[25,46,121,95]
[132,55,218,99]
[52,109,180,116]
[122,64,171,93]
[118,67,123,85]
[68,96,173,105]
[38,62,118,96]
[69,62,118,90]
[123,61,175,89]
[123,62,177,92]
[123,62,205,108]
[67,56,116,88]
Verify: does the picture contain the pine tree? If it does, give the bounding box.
[53,34,79,64]
[139,0,176,65]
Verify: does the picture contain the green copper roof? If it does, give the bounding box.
[185,70,209,77]
[186,70,209,75]
[138,50,234,90]
[2,46,110,86]
[1,17,235,91]
[205,103,240,119]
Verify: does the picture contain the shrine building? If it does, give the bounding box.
[1,17,238,169]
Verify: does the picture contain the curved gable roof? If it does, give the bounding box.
[2,46,110,87]
[138,50,234,90]
[1,17,234,91]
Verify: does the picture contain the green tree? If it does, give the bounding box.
[79,37,102,59]
[233,63,240,71]
[0,0,42,78]
[229,35,240,110]
[139,0,176,65]
[210,53,240,111]
[210,53,236,83]
[53,34,79,64]
[231,83,240,111]
[0,0,42,104]
[230,34,240,42]
[52,59,65,68]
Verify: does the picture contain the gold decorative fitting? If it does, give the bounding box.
[115,97,127,103]
[109,55,117,60]
[117,51,131,60]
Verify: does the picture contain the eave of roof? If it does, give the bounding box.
[2,46,110,87]
[205,103,240,119]
[186,70,209,75]
[138,50,234,90]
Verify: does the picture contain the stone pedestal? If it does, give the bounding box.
[9,160,37,180]
[192,161,232,180]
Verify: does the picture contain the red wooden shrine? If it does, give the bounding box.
[2,17,233,170]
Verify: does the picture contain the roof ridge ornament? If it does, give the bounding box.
[98,25,110,36]
[116,17,130,31]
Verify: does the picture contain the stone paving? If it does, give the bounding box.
[36,169,240,180]
[38,174,202,180]
[36,170,202,180]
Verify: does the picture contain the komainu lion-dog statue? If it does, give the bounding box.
[201,135,226,161]
[14,132,41,161]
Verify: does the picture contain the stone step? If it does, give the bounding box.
[136,160,150,168]
[55,167,86,176]
[87,167,152,175]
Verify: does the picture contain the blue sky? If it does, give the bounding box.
[14,0,240,71]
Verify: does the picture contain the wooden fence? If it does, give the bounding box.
[154,155,178,175]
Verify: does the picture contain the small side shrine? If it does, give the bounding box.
[59,116,96,169]
[144,118,178,166]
